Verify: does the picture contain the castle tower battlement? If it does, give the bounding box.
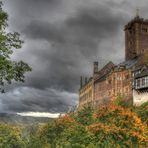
[125,14,148,60]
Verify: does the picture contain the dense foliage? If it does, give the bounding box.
[113,96,148,124]
[0,1,31,92]
[0,123,25,148]
[25,103,148,148]
[133,102,148,123]
[0,102,147,148]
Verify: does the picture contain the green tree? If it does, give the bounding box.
[37,105,148,148]
[113,95,133,108]
[73,105,94,125]
[0,1,31,92]
[133,101,148,123]
[0,123,25,148]
[92,105,148,147]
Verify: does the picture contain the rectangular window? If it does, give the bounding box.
[142,78,145,86]
[146,77,148,87]
[125,74,129,80]
[142,28,148,33]
[136,79,140,88]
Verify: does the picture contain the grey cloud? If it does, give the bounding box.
[0,87,78,113]
[24,6,125,44]
[18,6,125,92]
[23,21,65,43]
[5,0,60,13]
[2,0,146,113]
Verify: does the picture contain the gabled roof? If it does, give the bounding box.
[94,61,115,82]
[133,64,148,72]
[135,68,148,79]
[115,57,139,70]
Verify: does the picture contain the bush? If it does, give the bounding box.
[113,95,133,108]
[73,105,94,125]
[133,101,148,123]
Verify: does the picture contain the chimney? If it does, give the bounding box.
[85,77,87,84]
[93,61,98,75]
[80,76,83,88]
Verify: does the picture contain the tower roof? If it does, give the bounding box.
[124,15,148,30]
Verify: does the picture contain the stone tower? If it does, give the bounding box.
[125,13,148,60]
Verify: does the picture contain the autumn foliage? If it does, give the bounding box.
[89,105,148,147]
[27,103,148,148]
[1,103,148,148]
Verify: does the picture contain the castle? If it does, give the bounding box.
[79,13,148,108]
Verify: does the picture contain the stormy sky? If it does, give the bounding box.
[0,0,148,113]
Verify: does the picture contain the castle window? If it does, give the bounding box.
[125,74,129,80]
[141,49,145,53]
[136,79,140,88]
[142,28,148,33]
[142,78,145,86]
[108,80,112,84]
[146,76,148,86]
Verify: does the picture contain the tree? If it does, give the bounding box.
[91,105,148,147]
[0,1,31,92]
[133,101,148,123]
[73,105,94,125]
[0,123,25,148]
[26,105,148,147]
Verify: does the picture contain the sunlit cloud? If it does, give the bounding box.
[17,112,64,118]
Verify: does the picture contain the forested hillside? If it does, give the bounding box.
[1,102,148,148]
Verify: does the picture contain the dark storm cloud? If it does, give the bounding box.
[24,6,124,45]
[0,87,78,112]
[20,5,125,92]
[23,21,65,43]
[1,0,144,113]
[4,0,60,13]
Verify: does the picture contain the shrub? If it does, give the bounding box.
[113,95,133,108]
[73,105,94,125]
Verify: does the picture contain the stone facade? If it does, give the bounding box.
[94,62,115,106]
[93,60,136,108]
[79,77,93,109]
[79,15,148,108]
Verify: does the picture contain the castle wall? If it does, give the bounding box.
[94,79,111,107]
[79,79,93,108]
[133,89,148,106]
[139,24,148,53]
[112,69,133,99]
[94,69,133,107]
